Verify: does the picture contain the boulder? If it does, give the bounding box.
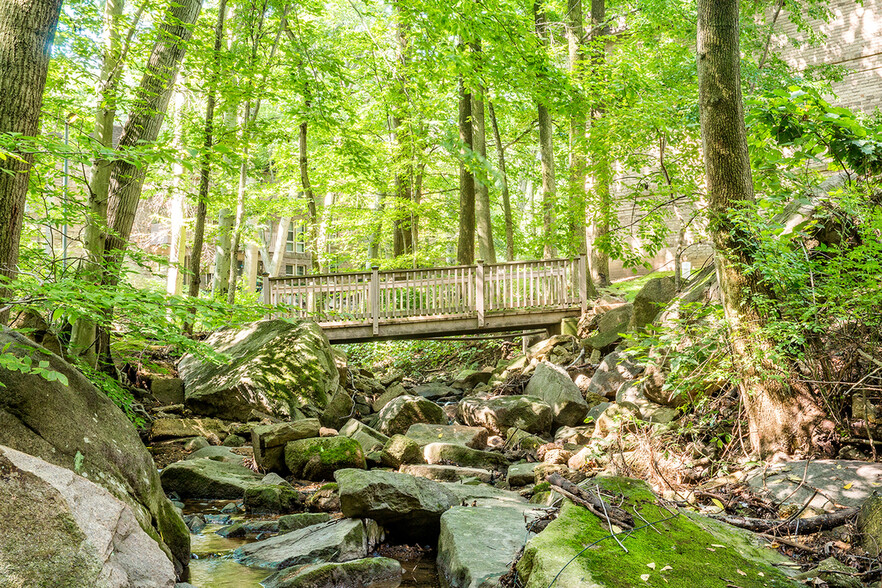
[262,556,403,588]
[438,504,537,588]
[405,423,488,449]
[554,426,593,445]
[160,458,263,499]
[233,518,383,570]
[412,382,459,401]
[244,484,301,514]
[252,419,322,472]
[375,395,447,436]
[517,477,800,588]
[423,443,509,471]
[339,419,390,453]
[0,446,176,588]
[186,446,247,465]
[279,512,332,534]
[451,369,493,390]
[751,460,882,514]
[152,378,185,405]
[524,362,590,427]
[372,383,407,413]
[504,428,546,452]
[507,462,539,487]
[335,469,458,540]
[380,435,424,468]
[586,352,643,400]
[0,330,189,576]
[285,436,366,480]
[223,434,246,447]
[583,304,633,350]
[179,319,339,421]
[400,464,494,484]
[319,389,354,430]
[631,276,677,329]
[616,381,680,423]
[458,396,553,436]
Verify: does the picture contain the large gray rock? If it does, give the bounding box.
[375,395,447,436]
[179,319,339,421]
[524,362,590,427]
[413,382,459,400]
[233,518,382,570]
[335,469,458,540]
[587,352,644,400]
[151,417,227,442]
[0,330,189,576]
[400,464,494,484]
[405,423,488,449]
[339,419,390,453]
[0,445,176,588]
[438,504,536,588]
[583,303,633,349]
[616,381,680,423]
[252,419,321,472]
[631,276,677,329]
[380,434,424,468]
[262,556,402,588]
[458,396,553,436]
[748,460,882,513]
[285,436,366,480]
[159,458,263,498]
[186,446,247,465]
[423,443,508,471]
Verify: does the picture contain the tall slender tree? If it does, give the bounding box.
[457,73,476,265]
[534,0,556,259]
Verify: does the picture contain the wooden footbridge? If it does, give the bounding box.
[262,256,589,343]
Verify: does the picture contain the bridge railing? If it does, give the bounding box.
[264,255,588,333]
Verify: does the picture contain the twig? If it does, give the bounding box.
[758,532,817,553]
[711,507,858,535]
[546,473,634,529]
[598,487,629,553]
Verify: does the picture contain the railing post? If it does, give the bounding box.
[370,265,380,335]
[476,259,485,327]
[578,254,588,315]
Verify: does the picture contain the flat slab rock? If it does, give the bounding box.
[233,518,383,570]
[261,556,403,588]
[401,464,494,483]
[747,459,882,512]
[160,457,263,499]
[405,423,488,449]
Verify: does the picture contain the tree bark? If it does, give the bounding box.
[697,0,823,456]
[535,1,556,259]
[166,89,187,297]
[488,101,515,261]
[567,0,588,256]
[587,0,610,285]
[102,0,202,286]
[0,0,63,323]
[185,0,226,333]
[213,209,232,297]
[471,41,495,264]
[457,74,476,266]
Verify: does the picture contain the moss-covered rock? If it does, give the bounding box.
[381,434,424,468]
[278,512,332,534]
[405,423,489,449]
[160,458,263,499]
[244,484,301,514]
[375,395,447,436]
[517,477,801,588]
[458,396,553,436]
[339,419,390,454]
[524,361,590,427]
[0,330,189,577]
[423,442,509,471]
[179,319,339,421]
[285,436,366,481]
[262,556,402,588]
[252,419,322,473]
[151,417,228,442]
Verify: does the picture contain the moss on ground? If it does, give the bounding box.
[518,476,801,588]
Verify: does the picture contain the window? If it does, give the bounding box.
[286,222,295,252]
[285,264,294,276]
[296,265,306,276]
[286,222,307,254]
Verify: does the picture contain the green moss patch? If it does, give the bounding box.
[518,476,801,588]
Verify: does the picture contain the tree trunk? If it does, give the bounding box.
[0,0,63,323]
[457,75,476,265]
[367,191,386,264]
[299,112,320,272]
[488,101,515,261]
[166,90,187,297]
[473,89,495,263]
[185,0,226,333]
[535,1,556,259]
[213,209,233,297]
[101,0,202,286]
[697,0,823,456]
[567,0,588,256]
[587,0,610,286]
[226,99,251,303]
[267,216,291,277]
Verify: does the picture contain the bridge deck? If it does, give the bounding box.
[263,256,589,343]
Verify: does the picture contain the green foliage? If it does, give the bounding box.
[77,362,146,429]
[342,338,504,376]
[0,342,69,387]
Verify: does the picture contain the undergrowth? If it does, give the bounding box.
[341,338,508,378]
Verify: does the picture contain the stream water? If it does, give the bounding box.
[182,500,440,587]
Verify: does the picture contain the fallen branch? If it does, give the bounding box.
[711,507,858,535]
[546,473,634,530]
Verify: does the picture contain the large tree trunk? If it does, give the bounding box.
[457,75,476,266]
[697,0,823,456]
[102,0,202,287]
[0,0,63,323]
[472,42,495,263]
[299,112,320,272]
[166,90,187,296]
[213,209,233,297]
[567,0,588,256]
[535,1,556,259]
[488,101,515,261]
[185,0,227,333]
[587,0,610,286]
